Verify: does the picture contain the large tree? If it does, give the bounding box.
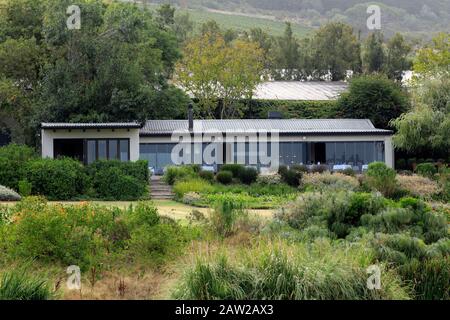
[362,32,386,74]
[384,33,411,81]
[0,0,189,145]
[175,33,265,118]
[337,74,410,129]
[311,22,361,81]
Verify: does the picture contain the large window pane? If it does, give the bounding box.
[354,143,364,164]
[375,142,385,162]
[120,140,129,161]
[345,143,355,163]
[364,142,375,164]
[87,140,96,164]
[335,143,345,164]
[98,140,107,160]
[109,140,118,160]
[326,143,335,164]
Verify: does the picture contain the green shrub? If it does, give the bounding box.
[18,180,32,197]
[25,158,88,200]
[278,166,302,187]
[0,144,37,190]
[302,172,359,192]
[0,268,54,300]
[416,163,437,178]
[220,164,245,178]
[0,185,21,201]
[198,170,214,183]
[310,164,328,173]
[87,160,149,183]
[256,174,282,185]
[238,167,258,185]
[216,171,233,185]
[163,166,197,185]
[91,166,146,200]
[366,162,399,198]
[173,179,213,199]
[211,195,247,236]
[342,168,356,177]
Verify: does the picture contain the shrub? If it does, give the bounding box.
[18,180,32,197]
[198,170,214,183]
[163,166,197,185]
[366,162,399,198]
[211,195,247,236]
[174,241,409,300]
[25,158,88,200]
[397,175,441,199]
[220,164,245,178]
[238,167,258,185]
[278,166,302,187]
[0,185,21,201]
[0,144,37,190]
[182,192,202,206]
[173,179,213,199]
[416,163,437,178]
[290,164,308,173]
[91,166,147,200]
[216,171,233,185]
[310,164,328,173]
[256,174,282,185]
[0,268,54,300]
[302,172,359,191]
[342,168,356,177]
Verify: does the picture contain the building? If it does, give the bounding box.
[41,111,393,174]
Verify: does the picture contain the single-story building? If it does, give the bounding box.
[41,108,394,174]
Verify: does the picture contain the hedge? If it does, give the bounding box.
[243,100,340,119]
[0,144,37,190]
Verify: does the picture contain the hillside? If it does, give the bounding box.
[144,0,450,39]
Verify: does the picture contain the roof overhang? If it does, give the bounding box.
[41,122,142,130]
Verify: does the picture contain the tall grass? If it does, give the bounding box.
[0,268,54,300]
[173,240,411,300]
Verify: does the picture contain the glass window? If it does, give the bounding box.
[345,143,355,163]
[335,143,345,164]
[365,142,375,164]
[109,140,118,160]
[120,139,129,161]
[354,143,364,164]
[326,143,335,164]
[87,140,96,164]
[98,140,107,160]
[375,142,385,162]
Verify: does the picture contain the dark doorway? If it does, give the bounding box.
[54,139,84,162]
[312,142,326,164]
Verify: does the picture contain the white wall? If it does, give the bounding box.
[139,134,395,168]
[41,128,140,161]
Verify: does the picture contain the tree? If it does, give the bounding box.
[384,33,412,81]
[362,32,385,74]
[391,76,449,155]
[273,22,300,80]
[311,22,361,81]
[337,75,410,129]
[175,33,265,118]
[413,33,449,80]
[173,12,194,44]
[156,4,175,28]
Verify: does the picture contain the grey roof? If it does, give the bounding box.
[41,122,141,129]
[140,119,392,136]
[253,81,348,100]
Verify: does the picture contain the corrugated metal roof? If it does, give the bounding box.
[41,122,141,129]
[140,119,392,136]
[253,81,348,100]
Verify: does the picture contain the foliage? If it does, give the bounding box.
[366,162,399,198]
[415,163,437,178]
[310,22,361,81]
[337,74,410,129]
[243,100,339,119]
[174,241,409,300]
[413,33,449,80]
[396,175,441,200]
[18,180,32,197]
[216,171,233,185]
[238,167,258,185]
[0,144,37,190]
[175,32,265,118]
[219,164,244,178]
[25,158,88,200]
[210,195,247,236]
[163,166,197,185]
[0,185,21,201]
[173,179,213,200]
[278,165,302,187]
[256,174,282,185]
[198,170,215,183]
[362,32,385,73]
[302,172,359,192]
[0,267,54,300]
[384,33,412,81]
